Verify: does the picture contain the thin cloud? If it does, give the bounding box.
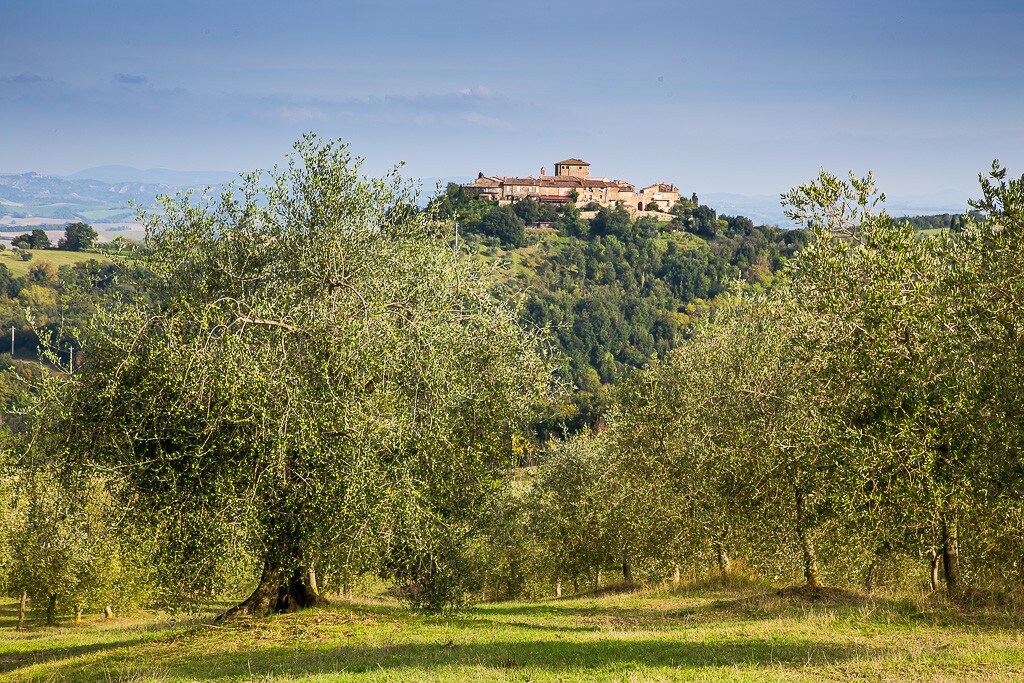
[458,85,495,99]
[113,73,148,85]
[246,86,515,129]
[382,85,506,107]
[3,72,48,84]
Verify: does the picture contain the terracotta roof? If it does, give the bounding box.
[464,172,645,194]
[502,177,584,188]
[543,177,583,188]
[555,158,590,166]
[579,179,635,191]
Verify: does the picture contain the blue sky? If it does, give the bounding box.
[2,0,1022,201]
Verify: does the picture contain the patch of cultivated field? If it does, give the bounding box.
[0,249,111,277]
[2,585,1023,682]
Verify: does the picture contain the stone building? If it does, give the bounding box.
[638,183,680,212]
[554,158,590,179]
[463,158,679,214]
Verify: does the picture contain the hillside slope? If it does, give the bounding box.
[433,185,807,430]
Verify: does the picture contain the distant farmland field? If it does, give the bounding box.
[0,249,111,277]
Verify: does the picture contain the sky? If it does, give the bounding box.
[2,0,1023,202]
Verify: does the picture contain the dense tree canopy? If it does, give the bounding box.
[11,229,51,250]
[57,222,98,251]
[432,187,805,432]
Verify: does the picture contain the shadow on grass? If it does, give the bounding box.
[0,638,156,675]
[0,604,220,675]
[60,635,878,681]
[8,587,1023,681]
[0,600,233,631]
[473,586,1024,634]
[463,604,702,634]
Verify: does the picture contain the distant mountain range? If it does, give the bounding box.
[0,172,174,232]
[68,166,239,187]
[0,167,973,236]
[0,168,245,235]
[0,170,473,232]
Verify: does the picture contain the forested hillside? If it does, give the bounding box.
[431,184,807,431]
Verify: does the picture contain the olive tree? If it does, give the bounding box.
[782,170,995,591]
[524,432,613,595]
[36,135,550,615]
[4,468,143,625]
[608,310,764,580]
[941,162,1024,586]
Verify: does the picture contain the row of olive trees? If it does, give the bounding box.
[509,163,1024,597]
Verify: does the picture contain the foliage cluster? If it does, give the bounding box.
[10,222,99,252]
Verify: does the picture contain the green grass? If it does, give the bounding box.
[0,249,111,277]
[3,584,1023,682]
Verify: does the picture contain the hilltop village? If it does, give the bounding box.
[463,158,681,214]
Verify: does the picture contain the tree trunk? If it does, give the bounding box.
[794,486,820,588]
[279,566,323,611]
[217,558,324,620]
[594,568,602,590]
[572,575,579,594]
[622,561,633,585]
[308,565,319,595]
[672,564,681,587]
[45,593,57,626]
[929,549,940,591]
[715,545,731,574]
[17,588,27,630]
[555,579,562,598]
[941,515,960,592]
[864,560,877,593]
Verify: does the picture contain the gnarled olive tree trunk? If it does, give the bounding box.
[218,558,324,620]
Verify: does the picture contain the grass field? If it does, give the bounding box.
[0,249,111,277]
[2,582,1023,682]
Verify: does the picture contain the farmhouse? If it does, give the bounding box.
[464,158,680,213]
